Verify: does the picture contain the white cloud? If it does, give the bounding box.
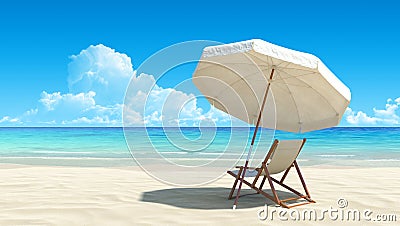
[344,108,379,125]
[0,116,20,124]
[68,44,134,106]
[372,98,400,121]
[123,72,234,127]
[17,91,122,126]
[344,98,400,126]
[0,44,235,127]
[62,116,121,125]
[39,91,96,112]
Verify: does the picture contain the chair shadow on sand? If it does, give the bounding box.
[140,187,296,210]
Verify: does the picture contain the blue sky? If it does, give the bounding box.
[0,0,399,126]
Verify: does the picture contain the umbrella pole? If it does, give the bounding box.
[233,68,275,209]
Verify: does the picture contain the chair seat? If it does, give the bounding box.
[230,169,260,177]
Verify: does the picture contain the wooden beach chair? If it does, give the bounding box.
[227,139,315,208]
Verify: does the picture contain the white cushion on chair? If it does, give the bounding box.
[267,140,303,174]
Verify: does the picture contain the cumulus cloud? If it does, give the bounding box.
[123,72,234,127]
[344,108,379,125]
[40,91,96,112]
[344,97,400,126]
[0,44,234,127]
[17,91,122,126]
[68,44,134,106]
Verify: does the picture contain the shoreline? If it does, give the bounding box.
[1,158,400,168]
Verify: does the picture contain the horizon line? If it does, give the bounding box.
[0,126,399,129]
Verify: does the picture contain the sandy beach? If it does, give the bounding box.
[0,164,398,225]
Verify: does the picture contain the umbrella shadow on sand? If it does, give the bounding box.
[140,187,296,209]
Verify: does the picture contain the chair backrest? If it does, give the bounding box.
[265,139,306,174]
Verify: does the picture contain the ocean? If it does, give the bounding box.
[0,127,399,167]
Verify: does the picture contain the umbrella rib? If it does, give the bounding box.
[247,52,284,68]
[212,70,263,111]
[245,80,311,89]
[197,58,270,105]
[195,62,269,81]
[273,71,340,125]
[277,66,316,72]
[275,67,316,77]
[274,66,316,80]
[213,64,269,90]
[243,70,270,81]
[245,52,268,67]
[275,60,292,68]
[194,61,267,74]
[272,81,309,88]
[258,61,313,88]
[245,53,274,73]
[276,68,340,116]
[307,85,340,119]
[272,70,316,87]
[247,52,279,73]
[247,52,315,73]
[273,78,340,120]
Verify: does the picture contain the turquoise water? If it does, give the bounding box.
[0,127,399,167]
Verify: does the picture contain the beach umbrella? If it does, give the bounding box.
[192,39,351,209]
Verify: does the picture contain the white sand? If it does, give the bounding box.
[0,164,399,225]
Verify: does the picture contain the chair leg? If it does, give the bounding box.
[252,169,262,187]
[259,176,267,191]
[258,163,315,208]
[228,167,243,200]
[264,167,280,204]
[293,160,311,198]
[269,176,315,208]
[280,165,292,183]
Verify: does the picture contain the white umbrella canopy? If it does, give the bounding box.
[192,39,351,133]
